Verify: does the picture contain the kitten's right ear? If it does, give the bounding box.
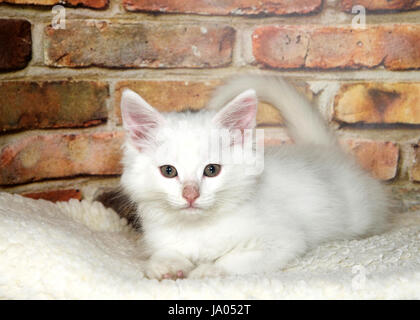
[121,89,165,146]
[212,89,258,131]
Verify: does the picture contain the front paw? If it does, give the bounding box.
[145,254,194,280]
[188,263,226,279]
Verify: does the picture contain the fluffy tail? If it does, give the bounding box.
[208,76,335,146]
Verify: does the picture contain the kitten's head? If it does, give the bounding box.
[120,88,260,219]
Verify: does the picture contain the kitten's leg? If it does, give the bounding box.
[189,251,265,278]
[145,250,195,280]
[189,240,306,278]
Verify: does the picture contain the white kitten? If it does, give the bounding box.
[120,76,389,279]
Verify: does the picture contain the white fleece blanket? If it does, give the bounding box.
[0,192,419,300]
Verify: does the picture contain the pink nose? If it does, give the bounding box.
[182,184,200,205]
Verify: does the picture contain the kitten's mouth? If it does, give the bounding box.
[167,199,211,213]
[184,204,199,210]
[180,204,204,213]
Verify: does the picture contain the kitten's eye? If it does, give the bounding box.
[203,164,221,177]
[160,165,178,178]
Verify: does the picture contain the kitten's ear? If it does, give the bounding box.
[212,89,257,131]
[121,89,165,146]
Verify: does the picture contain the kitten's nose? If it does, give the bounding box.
[182,183,200,205]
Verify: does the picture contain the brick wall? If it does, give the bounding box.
[0,0,419,212]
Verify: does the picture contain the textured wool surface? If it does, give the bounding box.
[0,192,419,299]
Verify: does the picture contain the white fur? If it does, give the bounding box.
[120,76,389,279]
[1,192,419,299]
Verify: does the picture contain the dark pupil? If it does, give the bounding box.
[166,166,173,175]
[208,165,215,174]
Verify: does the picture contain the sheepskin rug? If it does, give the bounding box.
[0,191,419,299]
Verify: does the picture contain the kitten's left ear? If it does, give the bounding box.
[212,89,258,131]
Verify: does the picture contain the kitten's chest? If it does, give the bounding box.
[145,214,255,263]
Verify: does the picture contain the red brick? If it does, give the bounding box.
[22,189,82,202]
[0,81,109,132]
[0,132,124,185]
[252,25,420,70]
[0,19,31,71]
[411,144,420,182]
[383,25,420,70]
[44,21,235,68]
[0,0,108,9]
[123,0,322,16]
[114,80,221,115]
[334,83,420,125]
[341,0,420,12]
[305,27,386,69]
[342,140,399,180]
[252,26,310,69]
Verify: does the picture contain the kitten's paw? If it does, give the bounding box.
[145,255,194,280]
[188,263,226,279]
